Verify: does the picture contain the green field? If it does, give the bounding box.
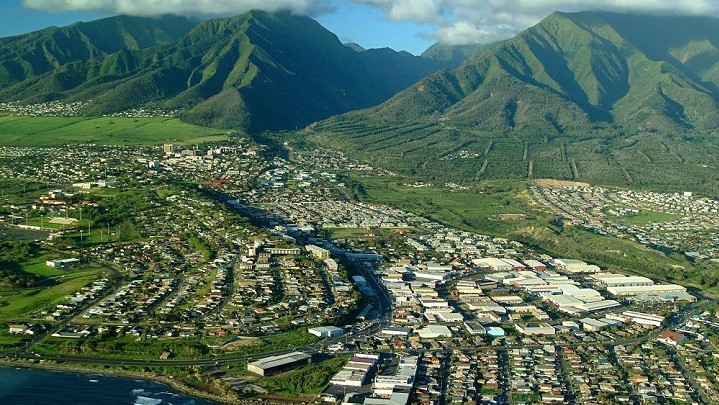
[614,210,682,225]
[0,270,102,324]
[344,175,540,236]
[0,116,227,146]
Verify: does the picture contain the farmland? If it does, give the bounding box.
[306,119,719,197]
[0,116,228,146]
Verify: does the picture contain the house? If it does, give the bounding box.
[657,331,687,346]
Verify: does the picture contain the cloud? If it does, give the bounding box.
[22,0,334,17]
[354,0,719,45]
[22,0,719,46]
[355,0,445,23]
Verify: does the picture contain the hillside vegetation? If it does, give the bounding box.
[0,11,453,133]
[307,12,719,192]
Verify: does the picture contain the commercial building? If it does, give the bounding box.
[305,244,330,259]
[373,356,418,398]
[592,275,654,288]
[247,352,311,376]
[607,284,686,297]
[46,258,81,268]
[265,247,301,255]
[416,325,452,339]
[622,311,665,327]
[308,326,344,338]
[381,327,412,336]
[514,322,556,335]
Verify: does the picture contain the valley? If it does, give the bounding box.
[1,7,719,405]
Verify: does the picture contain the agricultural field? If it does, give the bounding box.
[0,116,228,146]
[306,120,719,196]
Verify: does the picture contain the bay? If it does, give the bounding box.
[0,366,220,405]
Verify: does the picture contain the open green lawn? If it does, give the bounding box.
[614,210,682,225]
[19,256,68,278]
[0,270,102,323]
[345,175,543,235]
[25,217,72,230]
[0,116,228,146]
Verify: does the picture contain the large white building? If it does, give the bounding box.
[607,284,686,297]
[247,352,311,376]
[308,326,344,338]
[373,356,418,398]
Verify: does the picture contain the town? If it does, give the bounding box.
[1,136,718,405]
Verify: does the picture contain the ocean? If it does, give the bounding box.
[0,367,220,405]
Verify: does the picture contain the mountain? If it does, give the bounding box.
[307,12,719,192]
[0,11,450,132]
[0,15,197,88]
[345,11,719,133]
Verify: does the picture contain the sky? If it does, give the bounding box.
[1,0,718,55]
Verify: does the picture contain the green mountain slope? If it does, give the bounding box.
[349,11,719,133]
[0,11,450,132]
[307,12,719,192]
[0,15,197,88]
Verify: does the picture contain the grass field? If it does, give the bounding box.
[614,210,682,225]
[0,116,228,146]
[18,256,69,278]
[345,175,542,236]
[0,270,102,324]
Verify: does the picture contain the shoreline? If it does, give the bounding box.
[0,359,293,405]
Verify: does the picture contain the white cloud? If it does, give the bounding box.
[22,0,719,46]
[354,0,719,45]
[22,0,334,16]
[355,0,445,22]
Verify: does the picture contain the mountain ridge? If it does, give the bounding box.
[0,10,458,132]
[306,11,719,191]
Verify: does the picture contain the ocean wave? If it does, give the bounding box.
[131,388,148,396]
[134,395,163,405]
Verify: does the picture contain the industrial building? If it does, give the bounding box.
[591,274,654,288]
[621,311,665,327]
[308,326,344,338]
[373,355,418,398]
[607,284,687,297]
[416,325,452,339]
[514,322,556,335]
[247,352,311,376]
[329,354,379,387]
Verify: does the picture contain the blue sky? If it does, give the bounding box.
[2,0,717,55]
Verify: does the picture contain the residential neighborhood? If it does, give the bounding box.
[0,137,717,405]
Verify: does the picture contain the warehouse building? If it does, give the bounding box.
[607,284,686,297]
[247,352,311,376]
[308,326,344,338]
